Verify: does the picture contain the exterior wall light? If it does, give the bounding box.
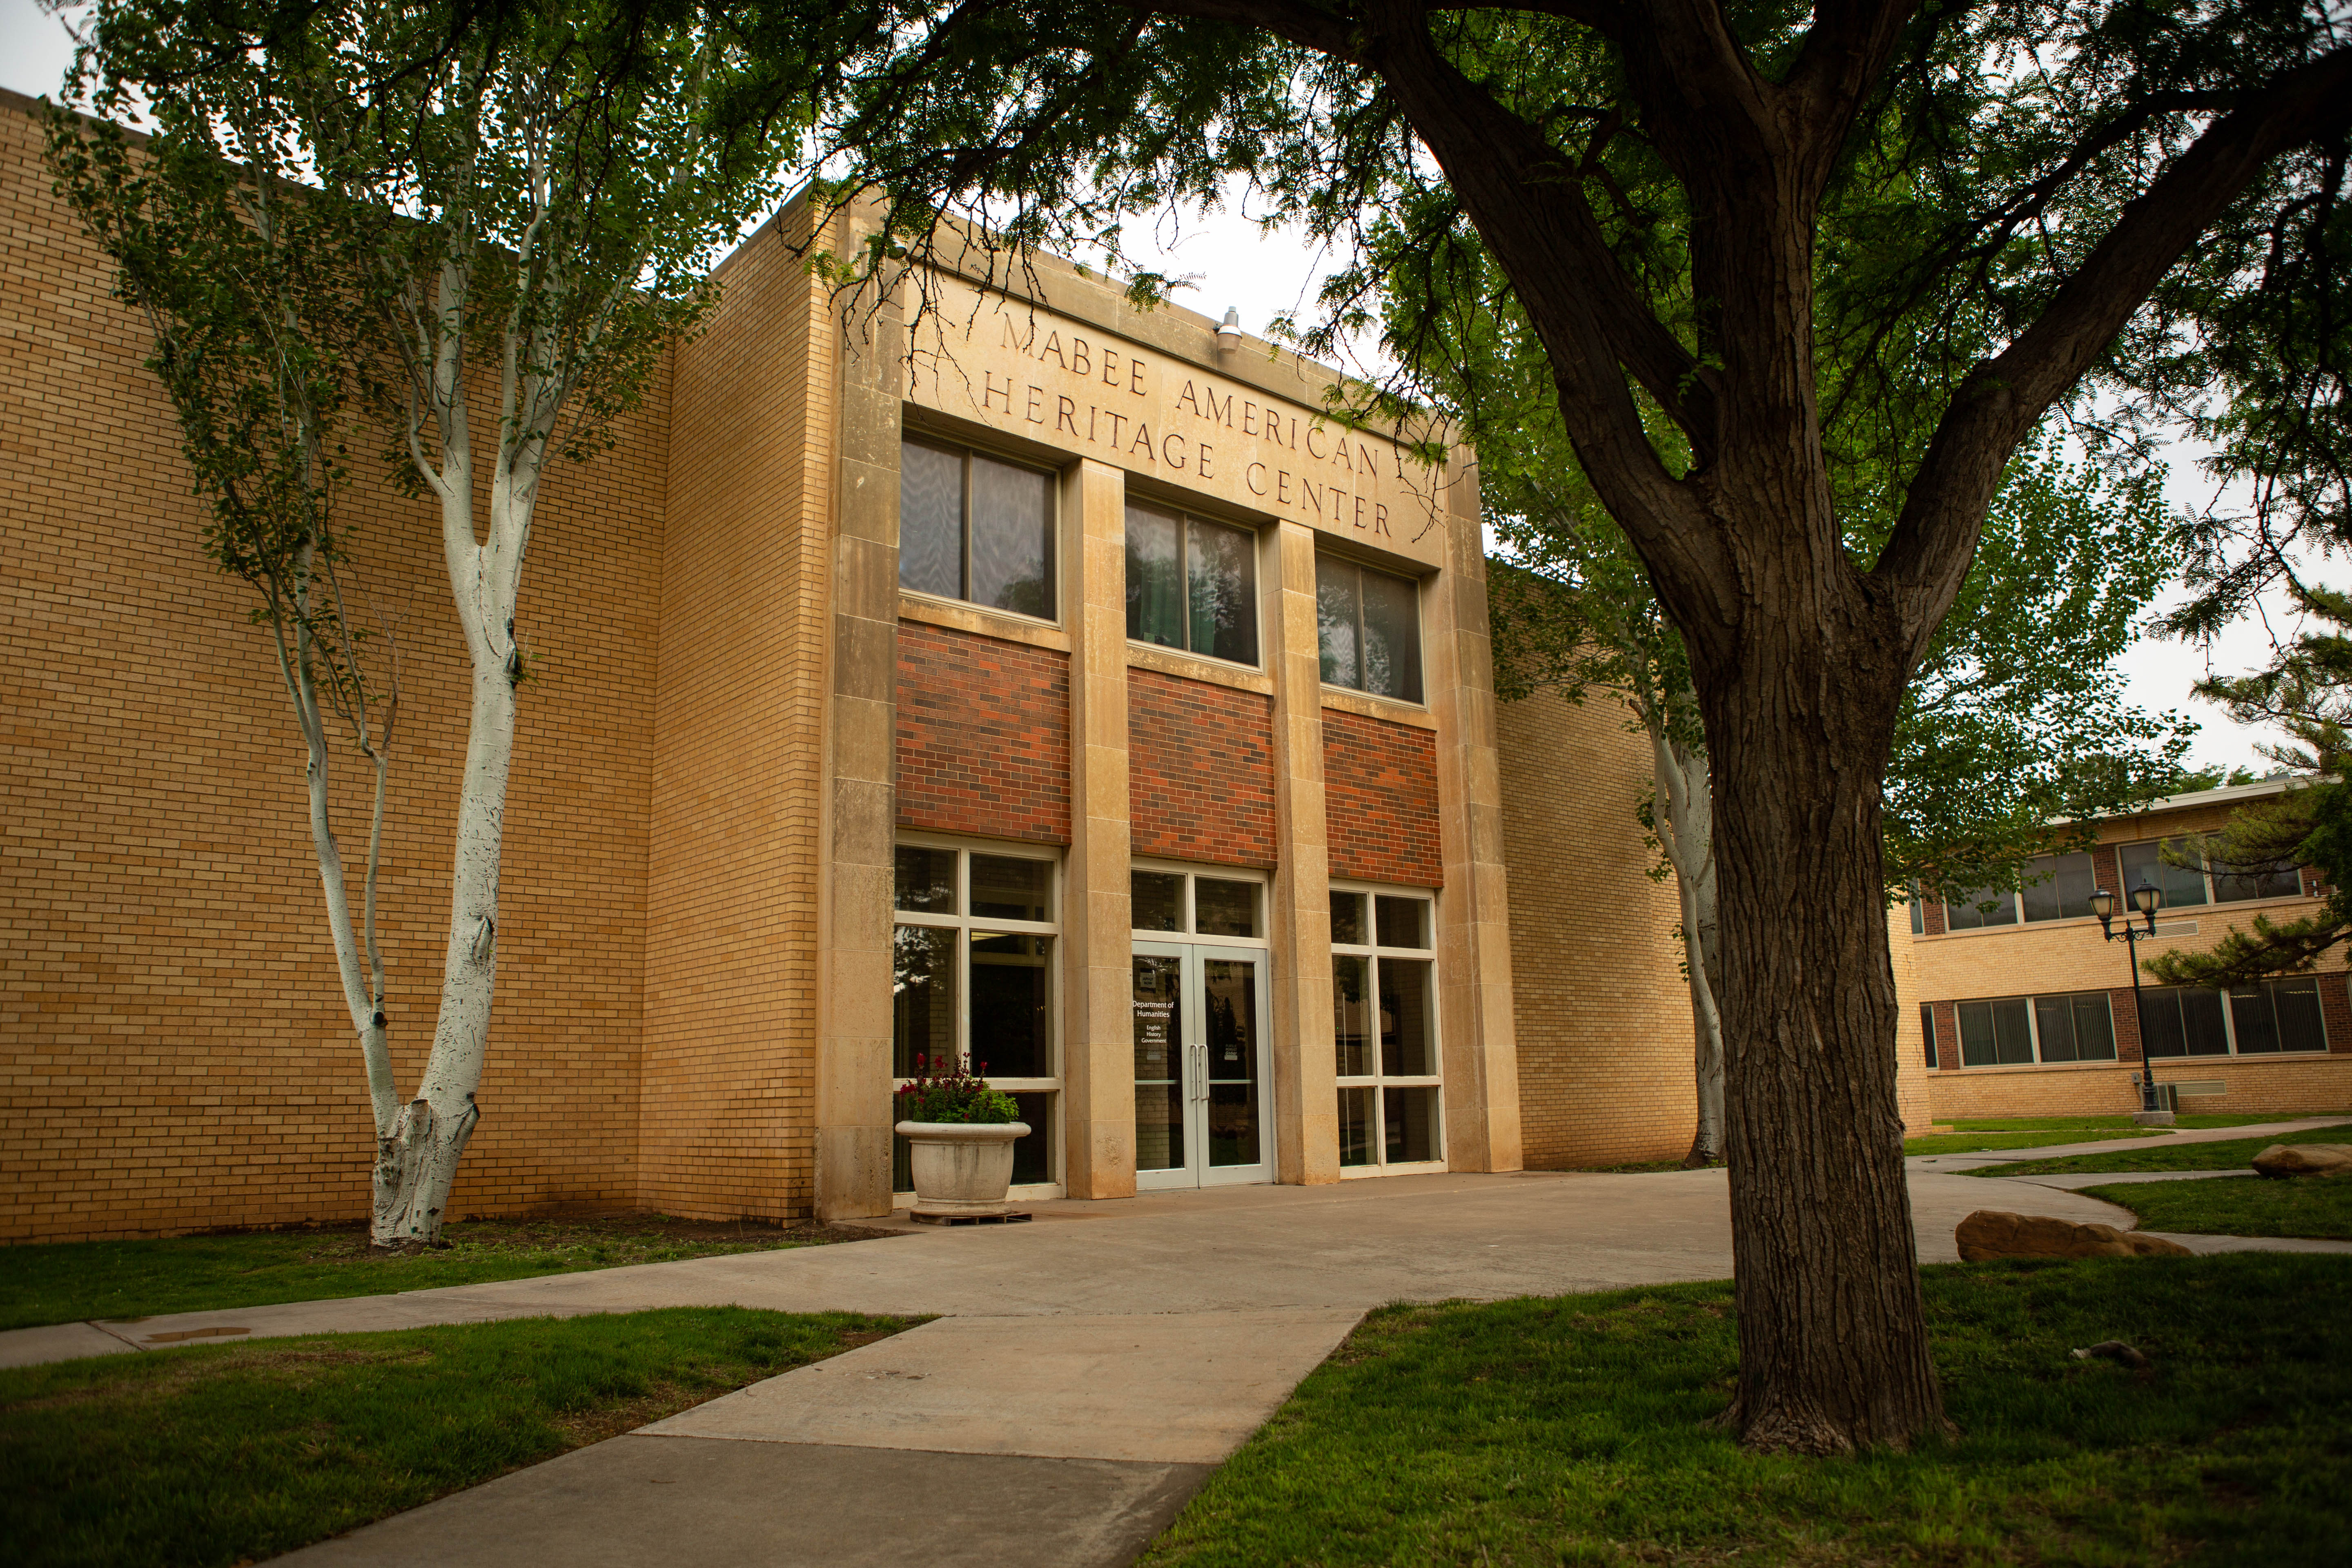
[1217,305,1242,353]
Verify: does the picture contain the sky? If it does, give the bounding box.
[0,0,2296,776]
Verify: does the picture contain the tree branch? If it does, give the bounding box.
[1878,47,2352,635]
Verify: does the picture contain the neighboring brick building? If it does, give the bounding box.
[2,89,1703,1243]
[1897,779,2352,1120]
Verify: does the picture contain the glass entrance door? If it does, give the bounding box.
[1132,942,1272,1189]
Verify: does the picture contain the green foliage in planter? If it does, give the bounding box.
[893,1057,1021,1125]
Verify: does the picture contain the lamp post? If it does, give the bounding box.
[2092,877,2167,1118]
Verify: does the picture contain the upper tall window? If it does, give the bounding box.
[2119,836,2301,909]
[1125,504,1259,666]
[900,439,1056,619]
[1316,555,1423,703]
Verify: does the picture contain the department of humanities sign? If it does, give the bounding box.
[904,272,1452,569]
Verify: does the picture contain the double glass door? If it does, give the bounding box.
[1132,942,1272,1189]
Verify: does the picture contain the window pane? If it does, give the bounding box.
[893,845,958,914]
[893,1132,912,1193]
[971,855,1051,922]
[970,933,1050,1078]
[892,925,957,1077]
[1203,958,1262,1167]
[1333,955,1372,1077]
[1009,1092,1053,1185]
[2022,853,2097,922]
[1376,895,1430,950]
[1921,1003,1937,1069]
[1132,955,1184,1172]
[1359,568,1423,702]
[2138,990,2185,1059]
[1315,559,1361,688]
[2229,987,2280,1054]
[1125,505,1183,648]
[1910,897,1924,935]
[1958,1001,1996,1066]
[969,453,1053,617]
[2121,839,2208,910]
[1383,1086,1441,1163]
[1945,888,2016,929]
[2272,978,2328,1053]
[1330,891,1367,947]
[2212,857,2300,903]
[1337,1086,1374,1167]
[1379,957,1436,1076]
[1187,517,1259,665]
[2072,993,2117,1061]
[1992,998,2034,1064]
[1195,878,1258,938]
[1131,871,1183,932]
[899,441,964,599]
[2182,987,2230,1055]
[2034,995,2078,1062]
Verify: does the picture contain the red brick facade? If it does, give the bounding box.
[895,621,1071,844]
[2322,971,2352,1054]
[1126,670,1277,868]
[1322,709,1443,888]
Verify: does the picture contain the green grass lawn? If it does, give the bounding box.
[2085,1176,2352,1241]
[1905,1127,2167,1156]
[1943,1114,2317,1132]
[0,1215,889,1332]
[1968,1122,2352,1178]
[1,1306,909,1568]
[1141,1255,2350,1568]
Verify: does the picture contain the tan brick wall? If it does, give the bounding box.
[1897,795,2352,1120]
[640,206,831,1220]
[1,99,662,1241]
[1496,689,1695,1167]
[1928,1058,2352,1119]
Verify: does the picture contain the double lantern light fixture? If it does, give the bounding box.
[2091,877,2168,1115]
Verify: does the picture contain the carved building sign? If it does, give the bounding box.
[903,271,1451,570]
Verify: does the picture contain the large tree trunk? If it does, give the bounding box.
[1703,625,1947,1454]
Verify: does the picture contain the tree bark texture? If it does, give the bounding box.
[1701,612,1945,1454]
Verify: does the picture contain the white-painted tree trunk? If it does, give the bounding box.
[370,247,550,1244]
[1649,724,1724,1166]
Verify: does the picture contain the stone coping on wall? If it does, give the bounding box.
[1125,639,1276,695]
[1319,686,1437,731]
[898,590,1073,653]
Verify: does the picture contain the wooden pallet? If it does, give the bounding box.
[907,1209,1033,1227]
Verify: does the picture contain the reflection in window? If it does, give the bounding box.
[972,855,1052,922]
[2143,978,2330,1057]
[1315,555,1422,702]
[893,845,957,914]
[2020,852,2098,922]
[1331,886,1440,1169]
[899,439,1055,618]
[969,933,1051,1078]
[892,925,956,1077]
[1127,504,1258,666]
[1131,871,1183,932]
[2118,837,2210,910]
[1195,878,1258,938]
[891,841,1059,1192]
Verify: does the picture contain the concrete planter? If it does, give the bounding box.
[895,1120,1031,1215]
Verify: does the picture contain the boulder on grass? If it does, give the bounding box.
[2251,1143,2352,1179]
[1956,1209,2193,1261]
